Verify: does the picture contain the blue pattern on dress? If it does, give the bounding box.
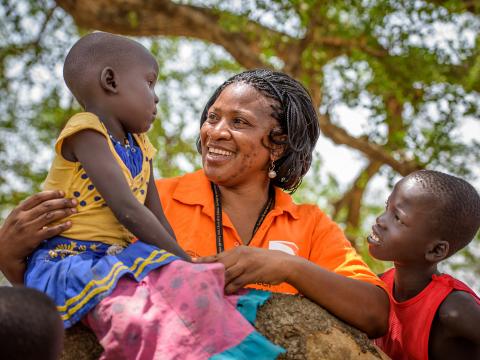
[25,237,179,328]
[110,132,143,178]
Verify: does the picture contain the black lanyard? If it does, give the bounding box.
[211,183,275,254]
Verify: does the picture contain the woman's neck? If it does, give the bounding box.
[218,181,270,212]
[217,181,271,245]
[393,263,440,302]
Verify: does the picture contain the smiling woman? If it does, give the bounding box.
[155,69,390,337]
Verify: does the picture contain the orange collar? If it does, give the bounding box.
[172,169,299,220]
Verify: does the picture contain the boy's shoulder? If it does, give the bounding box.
[433,273,479,318]
[429,288,480,358]
[437,289,480,331]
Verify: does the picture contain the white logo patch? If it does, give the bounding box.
[268,240,299,256]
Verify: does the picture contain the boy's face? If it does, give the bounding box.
[368,177,440,264]
[114,52,159,134]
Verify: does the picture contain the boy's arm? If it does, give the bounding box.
[64,130,190,261]
[431,291,480,358]
[144,163,176,239]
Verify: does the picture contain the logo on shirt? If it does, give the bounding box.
[268,240,299,256]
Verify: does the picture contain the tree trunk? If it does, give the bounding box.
[61,293,389,360]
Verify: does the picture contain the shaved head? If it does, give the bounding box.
[63,32,157,106]
[408,170,480,256]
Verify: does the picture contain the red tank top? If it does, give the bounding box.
[375,268,479,360]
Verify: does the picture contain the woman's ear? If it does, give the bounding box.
[272,135,287,160]
[100,67,118,94]
[263,127,287,161]
[425,240,449,263]
[271,141,286,161]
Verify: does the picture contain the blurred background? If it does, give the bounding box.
[1,0,479,290]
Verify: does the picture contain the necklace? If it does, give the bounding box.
[108,132,143,177]
[108,133,137,153]
[211,183,275,253]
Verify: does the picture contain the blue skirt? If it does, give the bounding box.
[25,236,179,328]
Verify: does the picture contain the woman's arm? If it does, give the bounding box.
[0,191,77,284]
[284,254,388,338]
[197,247,388,338]
[65,130,190,260]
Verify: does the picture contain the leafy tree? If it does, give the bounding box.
[1,0,479,286]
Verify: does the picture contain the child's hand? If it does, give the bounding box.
[0,190,76,284]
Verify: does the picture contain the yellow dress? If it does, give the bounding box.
[43,112,156,246]
[26,112,178,328]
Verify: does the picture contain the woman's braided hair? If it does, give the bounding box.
[197,69,320,193]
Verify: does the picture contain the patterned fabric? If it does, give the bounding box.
[86,261,284,360]
[43,112,156,246]
[375,268,480,360]
[25,237,179,328]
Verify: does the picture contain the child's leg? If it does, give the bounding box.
[86,261,283,360]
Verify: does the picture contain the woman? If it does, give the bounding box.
[0,69,388,338]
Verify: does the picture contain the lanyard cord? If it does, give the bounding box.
[211,182,275,254]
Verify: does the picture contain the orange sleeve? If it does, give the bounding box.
[309,209,387,291]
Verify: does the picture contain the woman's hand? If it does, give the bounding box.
[0,191,76,284]
[194,246,292,293]
[197,245,389,337]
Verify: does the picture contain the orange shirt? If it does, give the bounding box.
[156,170,386,294]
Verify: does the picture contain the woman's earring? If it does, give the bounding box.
[268,162,277,179]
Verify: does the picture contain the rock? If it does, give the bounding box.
[256,294,389,360]
[61,322,102,360]
[61,293,389,360]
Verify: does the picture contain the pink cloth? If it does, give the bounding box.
[86,261,258,360]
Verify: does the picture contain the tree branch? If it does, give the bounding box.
[315,36,388,58]
[333,160,383,224]
[35,6,57,47]
[318,113,422,176]
[425,0,479,15]
[1,6,57,58]
[55,0,297,69]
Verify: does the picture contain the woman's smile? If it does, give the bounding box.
[204,145,235,167]
[208,146,234,157]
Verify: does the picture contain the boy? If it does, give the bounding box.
[0,286,64,360]
[368,170,480,360]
